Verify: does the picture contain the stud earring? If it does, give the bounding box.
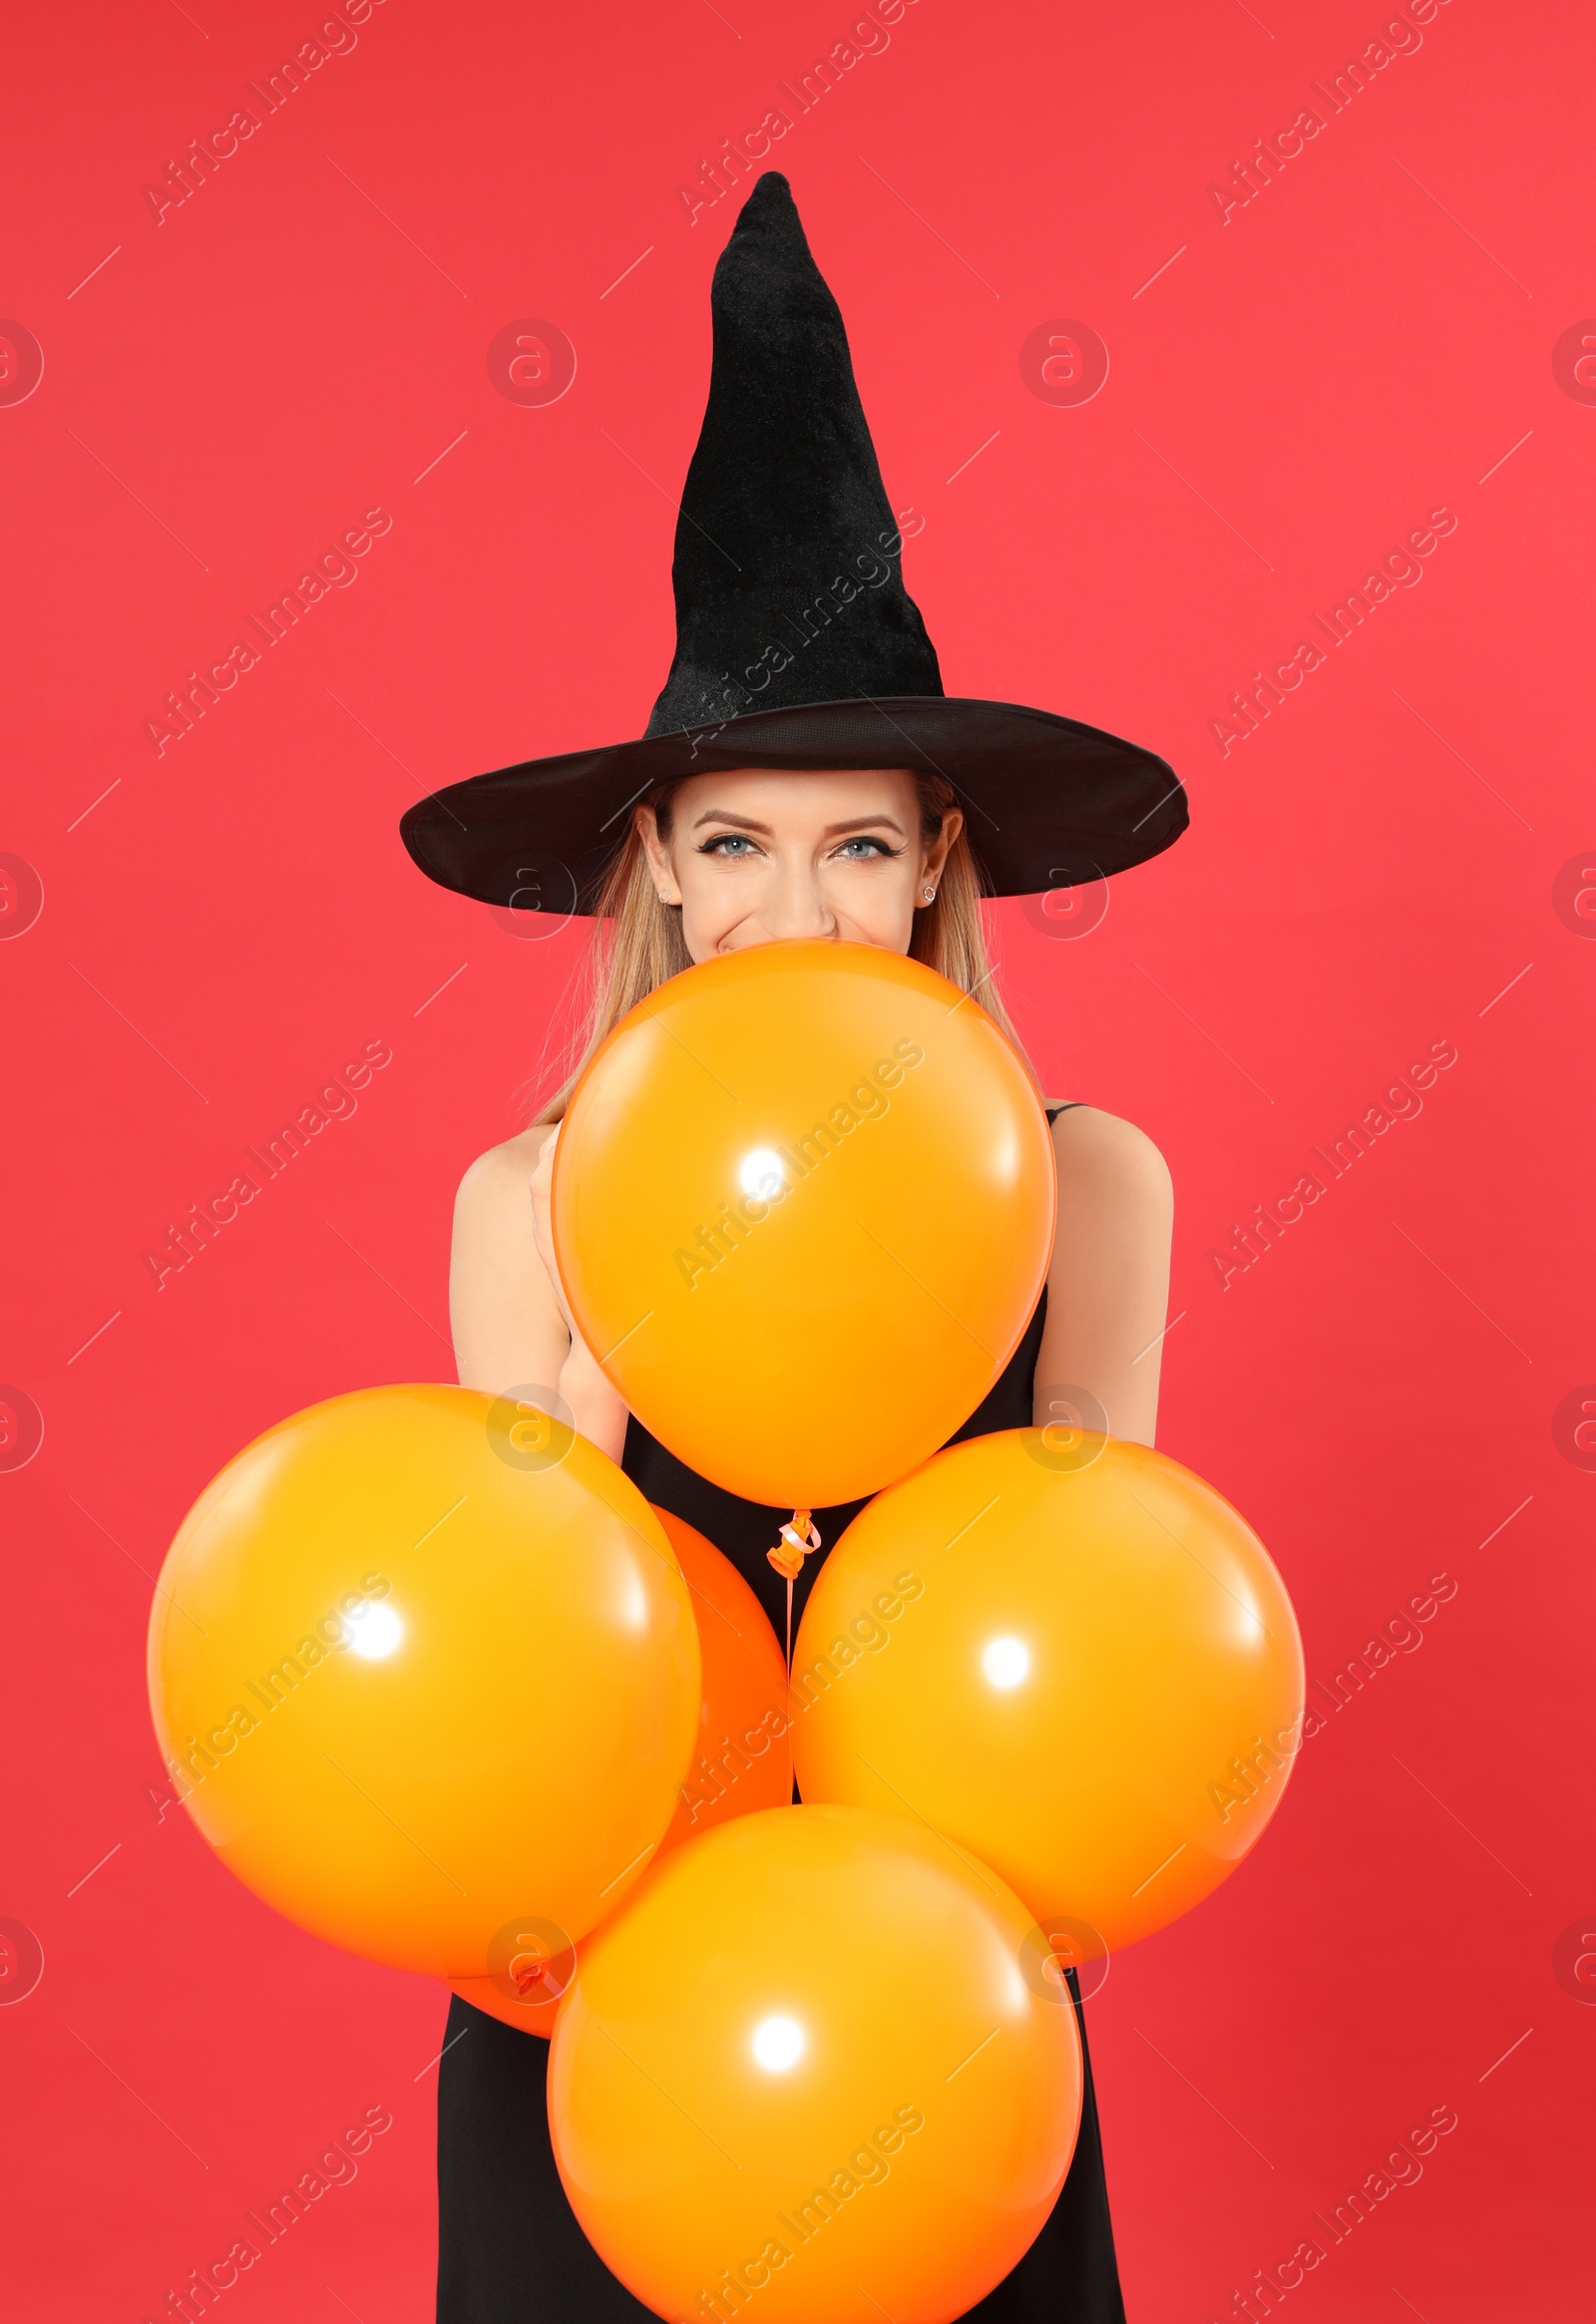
[923,886,936,902]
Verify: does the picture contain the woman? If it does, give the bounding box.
[454,757,1172,1525]
[400,172,1185,2321]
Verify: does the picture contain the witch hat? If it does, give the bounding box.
[400,173,1185,913]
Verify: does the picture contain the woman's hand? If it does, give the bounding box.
[529,1122,632,1460]
[529,1123,580,1342]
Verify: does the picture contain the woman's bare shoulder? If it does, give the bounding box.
[1037,1105,1173,1446]
[1045,1103,1172,1197]
[454,1121,556,1218]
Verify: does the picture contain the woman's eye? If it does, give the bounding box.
[837,837,894,859]
[703,833,756,856]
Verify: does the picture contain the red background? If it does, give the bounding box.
[3,0,1591,2315]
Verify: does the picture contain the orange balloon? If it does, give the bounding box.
[790,1430,1305,1955]
[552,941,1054,1508]
[549,1805,1081,2323]
[455,1507,790,2037]
[148,1385,700,1978]
[656,1507,794,1848]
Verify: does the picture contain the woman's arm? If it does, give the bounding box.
[448,1123,630,1461]
[1032,1105,1174,1448]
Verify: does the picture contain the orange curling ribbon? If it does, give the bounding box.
[768,1509,821,1670]
[766,1509,821,1583]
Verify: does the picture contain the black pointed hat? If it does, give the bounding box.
[400,173,1185,913]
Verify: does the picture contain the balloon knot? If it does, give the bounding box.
[766,1509,820,1581]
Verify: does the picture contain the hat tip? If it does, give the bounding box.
[735,169,796,223]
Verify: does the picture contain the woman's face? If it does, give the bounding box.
[635,767,962,962]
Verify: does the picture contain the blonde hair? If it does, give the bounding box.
[530,771,1031,1124]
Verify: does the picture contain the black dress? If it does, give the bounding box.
[437,1110,1127,2321]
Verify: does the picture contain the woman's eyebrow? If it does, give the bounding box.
[689,809,907,836]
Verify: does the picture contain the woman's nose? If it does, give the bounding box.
[761,874,835,941]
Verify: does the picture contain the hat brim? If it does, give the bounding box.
[398,695,1187,916]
